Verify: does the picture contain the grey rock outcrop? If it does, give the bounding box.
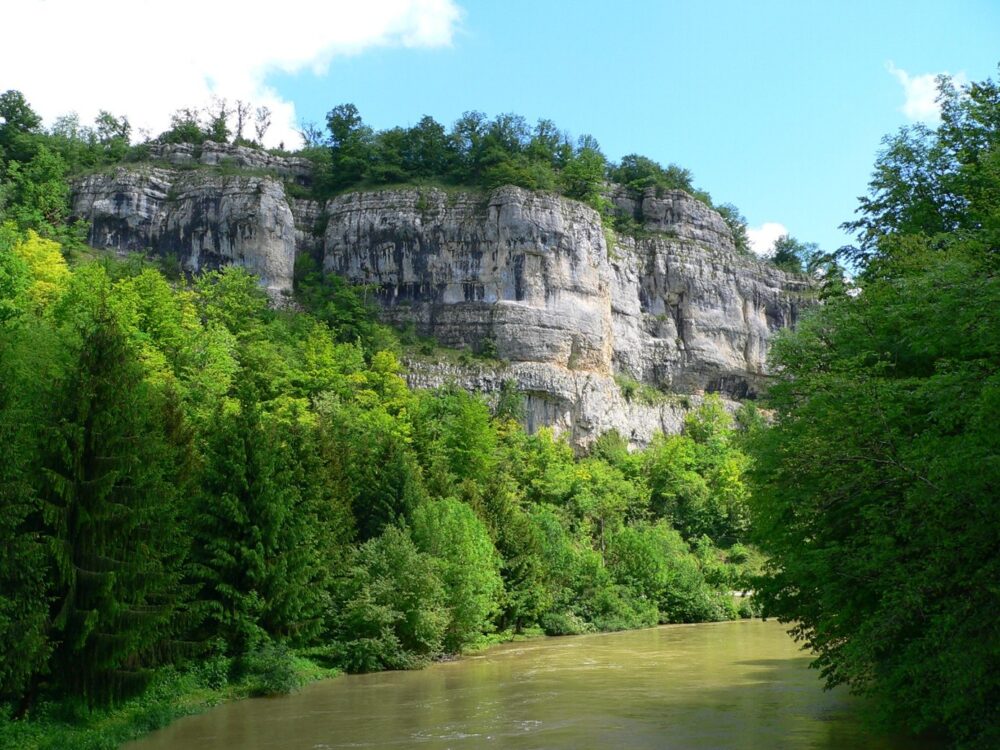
[71,167,811,448]
[321,186,811,411]
[323,188,613,373]
[404,359,696,448]
[147,141,312,183]
[73,167,297,294]
[608,231,809,398]
[610,185,737,250]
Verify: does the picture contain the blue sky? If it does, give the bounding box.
[272,0,1000,253]
[4,0,999,254]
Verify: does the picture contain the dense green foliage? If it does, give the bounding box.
[0,87,792,748]
[329,525,448,672]
[0,227,759,745]
[305,104,757,249]
[767,234,837,276]
[0,90,132,246]
[750,69,1000,749]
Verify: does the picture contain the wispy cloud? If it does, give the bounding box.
[747,222,787,257]
[0,0,463,147]
[885,61,967,123]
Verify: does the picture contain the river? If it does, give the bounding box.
[126,620,934,749]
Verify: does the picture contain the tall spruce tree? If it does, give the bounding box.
[39,302,191,707]
[319,401,424,542]
[0,333,52,709]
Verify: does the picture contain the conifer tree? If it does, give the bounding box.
[192,377,329,652]
[39,302,191,706]
[0,332,52,708]
[320,401,424,541]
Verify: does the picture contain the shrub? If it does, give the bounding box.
[614,374,665,405]
[195,653,232,690]
[588,585,659,632]
[239,643,301,696]
[737,596,760,619]
[411,498,504,651]
[616,374,638,401]
[540,611,593,636]
[660,553,727,623]
[329,526,448,672]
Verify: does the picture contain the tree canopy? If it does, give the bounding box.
[1,220,760,732]
[750,67,1000,749]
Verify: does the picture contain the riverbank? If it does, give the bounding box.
[0,628,563,750]
[0,655,338,750]
[3,612,777,750]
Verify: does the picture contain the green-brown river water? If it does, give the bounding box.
[126,620,935,749]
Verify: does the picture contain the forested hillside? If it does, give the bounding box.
[0,90,765,748]
[1,64,996,750]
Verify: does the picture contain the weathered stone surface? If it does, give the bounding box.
[404,359,708,451]
[197,142,313,183]
[608,232,810,398]
[610,185,737,250]
[148,141,312,182]
[146,143,198,167]
[72,167,172,253]
[643,190,736,249]
[290,198,325,260]
[71,168,811,447]
[72,167,296,294]
[322,186,810,399]
[322,187,613,373]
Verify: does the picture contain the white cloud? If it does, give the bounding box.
[0,0,462,148]
[885,61,967,123]
[746,222,787,257]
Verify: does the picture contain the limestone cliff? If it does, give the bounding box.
[70,148,812,447]
[322,187,810,392]
[322,187,613,373]
[73,165,297,295]
[319,185,810,447]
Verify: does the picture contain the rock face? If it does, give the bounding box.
[73,166,297,295]
[610,185,736,249]
[322,186,811,406]
[71,163,811,448]
[404,359,696,449]
[608,230,806,399]
[147,141,313,183]
[323,188,613,373]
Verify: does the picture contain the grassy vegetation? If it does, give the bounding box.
[396,323,509,368]
[315,176,483,200]
[614,373,677,406]
[0,657,339,750]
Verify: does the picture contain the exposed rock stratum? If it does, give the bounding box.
[72,143,812,448]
